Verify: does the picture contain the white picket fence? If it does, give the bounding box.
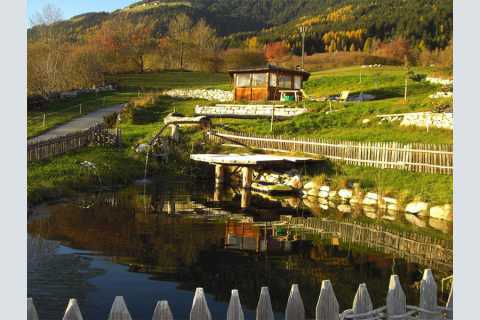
[27,269,452,320]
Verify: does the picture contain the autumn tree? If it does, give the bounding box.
[265,41,290,62]
[190,19,221,72]
[167,14,193,70]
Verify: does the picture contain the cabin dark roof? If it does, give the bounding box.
[228,65,310,80]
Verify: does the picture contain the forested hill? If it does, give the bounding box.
[29,0,452,52]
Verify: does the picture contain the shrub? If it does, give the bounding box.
[103,112,118,128]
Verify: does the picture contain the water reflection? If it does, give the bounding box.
[28,181,452,319]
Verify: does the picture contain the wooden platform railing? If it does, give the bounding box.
[27,269,452,320]
[207,130,453,175]
[27,124,120,162]
[284,217,452,272]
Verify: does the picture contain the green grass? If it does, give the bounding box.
[27,91,137,138]
[107,71,232,91]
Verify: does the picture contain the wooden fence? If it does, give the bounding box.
[27,124,120,162]
[207,130,453,175]
[283,217,453,273]
[27,269,452,320]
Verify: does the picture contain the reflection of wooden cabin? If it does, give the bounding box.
[228,65,311,102]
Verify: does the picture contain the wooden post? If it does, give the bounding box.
[285,284,305,320]
[190,288,212,320]
[152,301,174,320]
[242,167,253,189]
[256,287,274,320]
[27,298,39,320]
[79,104,82,115]
[386,275,406,318]
[316,280,339,320]
[43,113,46,128]
[63,298,84,320]
[171,125,180,142]
[352,283,373,319]
[215,165,225,186]
[108,296,132,320]
[227,289,244,320]
[240,189,251,209]
[445,285,453,319]
[404,77,408,102]
[419,269,438,319]
[270,106,275,133]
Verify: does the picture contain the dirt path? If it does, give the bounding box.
[28,104,125,144]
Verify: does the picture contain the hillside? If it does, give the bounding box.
[28,0,452,52]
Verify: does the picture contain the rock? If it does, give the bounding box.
[303,181,316,190]
[135,143,149,153]
[287,175,303,189]
[382,215,396,221]
[363,207,378,219]
[307,189,319,196]
[405,213,427,228]
[318,198,328,205]
[328,190,337,199]
[362,118,371,124]
[337,204,352,214]
[350,196,362,205]
[320,204,329,211]
[383,197,397,205]
[429,218,451,233]
[429,204,453,221]
[362,197,377,206]
[319,190,329,198]
[320,185,330,192]
[338,189,353,200]
[387,204,399,212]
[405,201,429,215]
[365,192,378,201]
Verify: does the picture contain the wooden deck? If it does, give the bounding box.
[190,153,322,166]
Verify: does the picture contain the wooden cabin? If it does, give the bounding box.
[228,65,311,102]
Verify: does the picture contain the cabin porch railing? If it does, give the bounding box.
[28,269,452,320]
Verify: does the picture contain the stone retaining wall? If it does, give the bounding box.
[400,112,453,130]
[195,104,308,118]
[162,89,233,102]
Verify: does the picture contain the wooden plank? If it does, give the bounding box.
[27,298,39,320]
[386,275,406,316]
[419,269,439,319]
[256,287,274,320]
[190,288,212,320]
[352,283,373,318]
[285,284,305,320]
[152,301,174,320]
[315,280,339,320]
[63,299,84,320]
[108,296,132,320]
[227,289,244,320]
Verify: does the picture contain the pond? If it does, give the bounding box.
[28,179,452,320]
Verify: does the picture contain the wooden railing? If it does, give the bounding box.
[207,130,453,175]
[27,124,120,162]
[27,269,452,320]
[284,217,452,272]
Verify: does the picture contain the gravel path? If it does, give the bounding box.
[28,104,125,143]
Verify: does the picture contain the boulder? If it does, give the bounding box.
[319,190,329,198]
[307,189,319,196]
[303,181,316,190]
[405,201,429,215]
[338,188,353,200]
[429,218,451,233]
[429,204,453,221]
[337,204,352,214]
[287,175,303,189]
[320,185,330,192]
[362,197,377,206]
[365,192,378,201]
[328,190,338,200]
[405,213,427,228]
[350,196,362,205]
[135,143,149,153]
[383,197,397,205]
[387,204,399,212]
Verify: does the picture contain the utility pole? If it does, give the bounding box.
[299,26,308,70]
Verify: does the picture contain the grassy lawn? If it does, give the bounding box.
[27,91,138,138]
[107,71,232,91]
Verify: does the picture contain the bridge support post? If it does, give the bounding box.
[215,164,225,186]
[241,189,251,209]
[242,167,253,189]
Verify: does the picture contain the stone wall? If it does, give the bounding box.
[162,89,233,102]
[426,77,453,86]
[400,112,453,130]
[195,104,308,118]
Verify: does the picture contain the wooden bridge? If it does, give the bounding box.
[28,269,452,320]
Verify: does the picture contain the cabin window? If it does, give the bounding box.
[294,75,302,89]
[236,74,251,87]
[278,74,292,88]
[269,73,277,87]
[251,73,267,87]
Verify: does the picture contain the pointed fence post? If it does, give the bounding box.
[63,299,84,320]
[285,284,305,320]
[352,283,373,319]
[445,285,453,319]
[316,280,339,320]
[386,275,406,318]
[227,289,244,320]
[419,269,439,320]
[256,287,274,320]
[27,298,39,320]
[152,300,174,320]
[108,296,132,320]
[190,288,212,320]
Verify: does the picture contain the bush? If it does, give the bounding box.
[103,112,118,128]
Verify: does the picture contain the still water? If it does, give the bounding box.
[28,180,452,320]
